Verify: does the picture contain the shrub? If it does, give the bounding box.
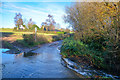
[22,34,51,47]
[37,35,50,43]
[60,37,120,75]
[23,34,35,45]
[16,39,30,47]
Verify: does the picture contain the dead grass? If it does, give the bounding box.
[1,31,58,43]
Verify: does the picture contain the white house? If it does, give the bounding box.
[19,25,25,30]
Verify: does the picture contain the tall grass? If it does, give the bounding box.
[16,34,66,47]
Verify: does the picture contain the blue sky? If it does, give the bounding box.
[0,2,73,29]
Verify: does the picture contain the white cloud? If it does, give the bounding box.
[2,0,120,2]
[2,0,75,2]
[1,2,68,28]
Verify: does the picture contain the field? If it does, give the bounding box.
[0,28,66,49]
[1,28,61,42]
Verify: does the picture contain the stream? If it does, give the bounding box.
[1,40,120,79]
[1,41,79,78]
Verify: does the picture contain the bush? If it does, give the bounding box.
[23,34,35,45]
[16,39,30,47]
[60,37,120,75]
[36,35,49,43]
[22,34,51,47]
[52,34,64,41]
[61,37,88,57]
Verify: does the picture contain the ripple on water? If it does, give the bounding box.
[62,58,120,79]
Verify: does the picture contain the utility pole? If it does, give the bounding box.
[35,27,37,42]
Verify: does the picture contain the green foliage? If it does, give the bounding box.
[61,37,89,58]
[56,31,65,34]
[52,34,65,41]
[63,2,120,75]
[23,25,27,29]
[61,37,120,74]
[81,27,108,51]
[31,24,40,30]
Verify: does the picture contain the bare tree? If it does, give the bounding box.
[14,13,23,30]
[28,18,35,30]
[46,14,56,31]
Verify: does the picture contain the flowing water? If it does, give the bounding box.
[1,41,120,79]
[1,41,79,78]
[62,58,120,79]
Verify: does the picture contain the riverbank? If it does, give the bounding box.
[60,37,120,79]
[61,57,120,79]
[1,39,48,54]
[1,31,68,54]
[1,41,20,54]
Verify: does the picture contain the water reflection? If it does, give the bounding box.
[2,51,40,64]
[23,52,40,57]
[2,41,80,78]
[0,48,10,53]
[15,52,24,58]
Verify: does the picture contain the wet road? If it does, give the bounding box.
[2,41,79,78]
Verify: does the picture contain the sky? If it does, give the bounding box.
[1,0,118,29]
[0,1,73,29]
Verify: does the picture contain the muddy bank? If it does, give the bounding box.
[1,40,41,54]
[2,41,20,54]
[2,39,60,54]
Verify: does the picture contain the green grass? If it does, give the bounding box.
[1,31,58,35]
[0,28,66,35]
[1,30,62,37]
[0,28,14,32]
